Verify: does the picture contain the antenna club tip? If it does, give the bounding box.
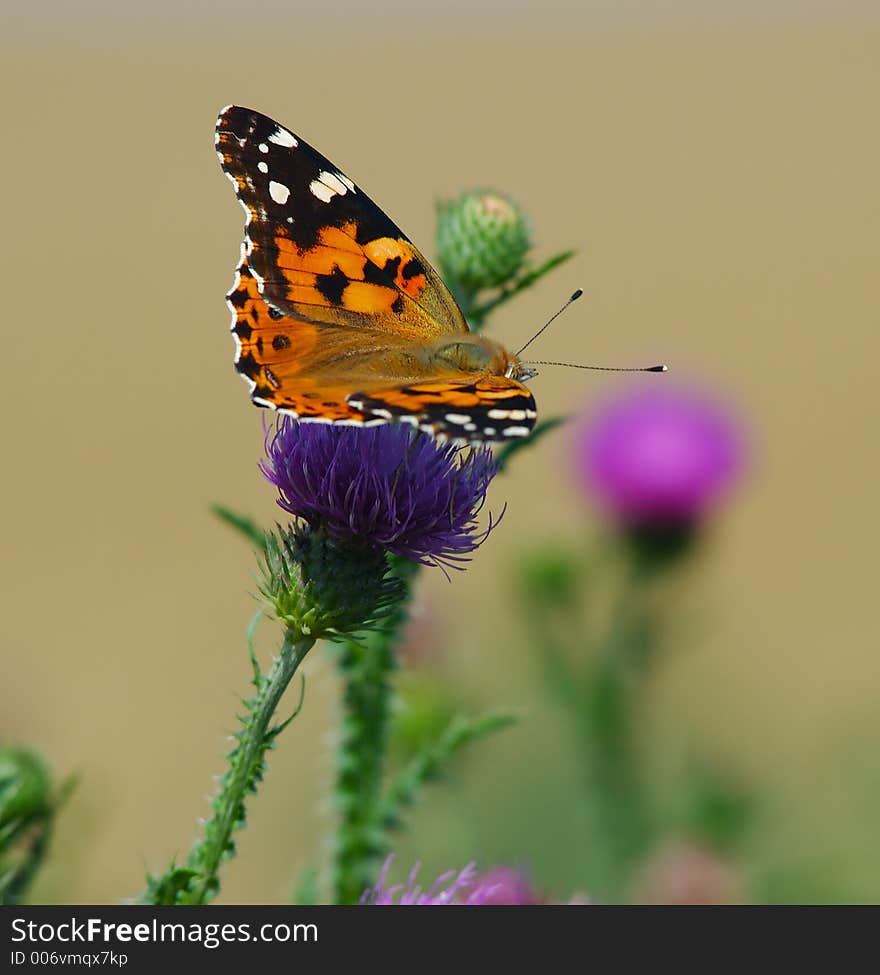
[649,364,668,373]
[570,288,584,301]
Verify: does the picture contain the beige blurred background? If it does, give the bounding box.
[3,1,879,902]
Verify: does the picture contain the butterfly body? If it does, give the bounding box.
[216,106,538,443]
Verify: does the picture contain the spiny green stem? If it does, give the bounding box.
[332,633,395,904]
[211,504,268,553]
[183,628,313,905]
[332,559,418,905]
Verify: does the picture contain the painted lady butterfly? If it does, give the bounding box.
[215,106,539,443]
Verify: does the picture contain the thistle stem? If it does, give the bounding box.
[332,631,396,904]
[332,558,418,905]
[184,628,314,905]
[577,563,657,900]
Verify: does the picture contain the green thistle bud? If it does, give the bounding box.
[0,748,66,905]
[0,749,51,833]
[259,525,404,641]
[436,190,532,296]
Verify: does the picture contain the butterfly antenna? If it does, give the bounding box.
[514,289,584,357]
[525,360,668,373]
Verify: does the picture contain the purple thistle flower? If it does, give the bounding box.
[360,856,526,905]
[261,419,499,567]
[574,384,743,527]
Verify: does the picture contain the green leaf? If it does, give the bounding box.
[139,866,199,906]
[211,504,267,552]
[377,710,518,833]
[495,416,566,473]
[469,249,576,327]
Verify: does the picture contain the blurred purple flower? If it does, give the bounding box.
[261,419,499,566]
[360,857,535,905]
[472,866,542,905]
[575,384,743,526]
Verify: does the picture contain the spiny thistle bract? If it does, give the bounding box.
[258,524,404,641]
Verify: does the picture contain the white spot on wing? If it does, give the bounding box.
[258,142,269,153]
[257,160,268,174]
[309,180,335,203]
[269,180,290,205]
[337,172,356,192]
[503,426,531,437]
[319,171,349,196]
[488,408,527,421]
[268,127,298,147]
[444,413,472,425]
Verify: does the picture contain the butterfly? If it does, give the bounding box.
[215,105,538,444]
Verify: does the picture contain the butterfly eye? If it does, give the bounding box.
[433,342,493,372]
[514,364,538,381]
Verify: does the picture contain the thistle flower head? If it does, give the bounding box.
[360,856,529,905]
[262,419,499,568]
[436,190,531,295]
[575,384,743,529]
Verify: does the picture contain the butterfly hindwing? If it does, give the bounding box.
[215,106,467,339]
[347,377,537,442]
[229,252,374,422]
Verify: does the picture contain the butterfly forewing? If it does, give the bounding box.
[215,106,467,338]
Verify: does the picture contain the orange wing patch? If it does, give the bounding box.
[263,224,427,317]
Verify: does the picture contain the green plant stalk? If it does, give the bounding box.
[332,631,396,904]
[332,559,418,905]
[183,628,313,905]
[579,659,644,898]
[523,547,658,901]
[577,564,659,900]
